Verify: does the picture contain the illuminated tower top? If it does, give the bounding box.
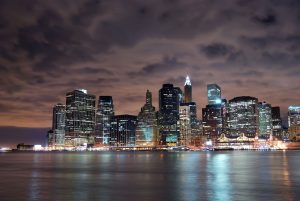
[184,75,192,103]
[184,75,191,86]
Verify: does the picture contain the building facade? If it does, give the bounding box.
[202,84,224,140]
[271,107,282,138]
[110,115,137,147]
[158,84,181,146]
[179,104,191,146]
[65,89,96,146]
[258,102,272,139]
[228,96,259,138]
[95,96,114,145]
[288,106,300,140]
[135,90,158,147]
[202,104,223,139]
[207,84,221,105]
[52,103,66,146]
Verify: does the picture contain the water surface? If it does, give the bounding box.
[0,151,299,201]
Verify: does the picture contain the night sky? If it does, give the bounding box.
[1,0,300,146]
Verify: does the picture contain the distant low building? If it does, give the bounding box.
[17,143,34,151]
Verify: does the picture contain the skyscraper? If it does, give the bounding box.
[271,107,282,138]
[52,103,66,146]
[110,115,137,147]
[65,89,96,146]
[202,84,224,139]
[202,104,223,139]
[179,104,191,146]
[158,84,181,146]
[207,84,221,105]
[95,96,114,145]
[179,76,202,147]
[135,90,158,147]
[184,75,192,103]
[228,96,259,138]
[258,102,272,139]
[288,106,300,140]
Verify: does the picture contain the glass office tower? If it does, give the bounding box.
[65,89,96,146]
[95,96,114,145]
[228,96,259,138]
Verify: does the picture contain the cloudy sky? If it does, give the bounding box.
[1,0,300,146]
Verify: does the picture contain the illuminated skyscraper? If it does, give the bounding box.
[136,90,158,147]
[95,96,114,145]
[207,84,221,105]
[202,84,224,139]
[110,115,137,147]
[288,106,300,140]
[184,75,192,103]
[258,102,272,139]
[65,89,96,146]
[202,104,223,139]
[228,96,259,138]
[271,107,282,138]
[52,103,66,146]
[179,104,191,146]
[158,84,181,146]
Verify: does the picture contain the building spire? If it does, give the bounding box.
[184,75,191,86]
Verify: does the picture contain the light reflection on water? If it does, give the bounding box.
[0,151,300,201]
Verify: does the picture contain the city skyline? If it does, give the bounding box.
[0,76,296,147]
[1,0,300,146]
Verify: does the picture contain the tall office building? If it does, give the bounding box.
[221,99,229,135]
[207,84,221,105]
[65,89,96,146]
[47,130,54,147]
[228,96,259,138]
[52,103,66,146]
[158,84,181,146]
[179,104,191,146]
[184,75,192,103]
[271,107,282,138]
[181,76,201,146]
[288,106,300,140]
[202,84,224,139]
[202,104,223,139]
[258,102,272,139]
[110,115,137,147]
[136,90,158,147]
[95,96,114,145]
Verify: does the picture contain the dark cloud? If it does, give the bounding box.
[233,70,264,77]
[77,67,114,75]
[253,14,277,26]
[128,56,186,78]
[200,43,236,58]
